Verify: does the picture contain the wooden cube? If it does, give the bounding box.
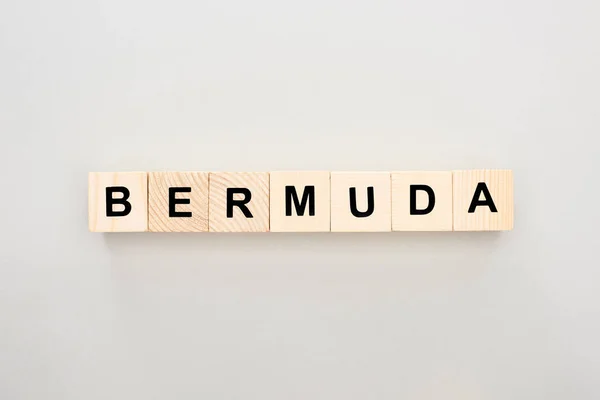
[88,172,148,232]
[391,171,453,231]
[209,172,270,232]
[453,169,514,231]
[148,172,209,232]
[270,171,330,232]
[330,172,391,232]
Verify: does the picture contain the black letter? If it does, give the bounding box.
[468,182,498,213]
[106,186,132,217]
[169,187,192,217]
[227,188,253,218]
[410,185,435,215]
[349,187,374,218]
[285,186,315,216]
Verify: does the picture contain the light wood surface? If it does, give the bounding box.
[148,172,209,232]
[453,169,514,231]
[330,172,391,232]
[270,171,331,232]
[88,172,148,232]
[209,172,270,232]
[391,171,453,231]
[88,169,515,233]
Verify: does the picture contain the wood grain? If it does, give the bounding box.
[148,172,209,232]
[391,171,453,231]
[270,171,330,232]
[88,172,148,232]
[209,172,270,232]
[88,169,515,233]
[330,172,391,232]
[453,169,514,231]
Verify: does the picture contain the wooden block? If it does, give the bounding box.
[453,169,514,231]
[88,172,148,232]
[391,171,453,231]
[209,172,270,232]
[330,172,391,232]
[270,171,330,232]
[148,172,209,232]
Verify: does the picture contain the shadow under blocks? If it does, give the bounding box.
[88,170,514,233]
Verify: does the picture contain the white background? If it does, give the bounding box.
[1,0,599,398]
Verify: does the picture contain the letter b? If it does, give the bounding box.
[106,186,132,217]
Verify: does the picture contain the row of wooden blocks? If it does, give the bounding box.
[88,170,513,232]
